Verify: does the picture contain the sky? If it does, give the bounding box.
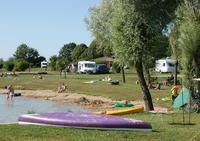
[0,0,101,60]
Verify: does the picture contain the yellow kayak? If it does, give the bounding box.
[94,106,144,115]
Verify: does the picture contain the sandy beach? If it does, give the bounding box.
[0,89,169,113]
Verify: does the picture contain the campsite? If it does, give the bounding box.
[1,0,200,141]
[0,72,200,141]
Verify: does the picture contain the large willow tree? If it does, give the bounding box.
[86,0,179,111]
[175,0,200,92]
[111,0,179,111]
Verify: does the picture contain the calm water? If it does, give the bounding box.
[0,94,88,123]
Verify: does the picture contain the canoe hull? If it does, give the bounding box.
[18,112,151,131]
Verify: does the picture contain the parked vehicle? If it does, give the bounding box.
[155,57,176,73]
[96,64,109,74]
[41,61,48,68]
[78,61,96,74]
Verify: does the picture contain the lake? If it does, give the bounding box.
[0,94,88,123]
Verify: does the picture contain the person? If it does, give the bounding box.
[57,83,67,93]
[5,85,14,100]
[148,82,161,90]
[162,74,174,86]
[154,83,161,90]
[102,75,112,82]
[107,75,112,82]
[171,85,179,103]
[37,74,43,79]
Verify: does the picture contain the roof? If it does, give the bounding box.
[95,57,114,62]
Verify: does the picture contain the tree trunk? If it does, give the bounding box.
[174,60,178,85]
[121,65,126,83]
[145,69,151,86]
[135,60,154,111]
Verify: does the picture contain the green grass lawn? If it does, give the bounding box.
[0,71,173,107]
[1,71,196,141]
[1,113,200,141]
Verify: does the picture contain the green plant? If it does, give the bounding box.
[112,62,121,73]
[27,110,36,114]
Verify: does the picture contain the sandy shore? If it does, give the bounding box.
[0,89,120,110]
[0,89,169,113]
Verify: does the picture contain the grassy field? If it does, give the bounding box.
[0,71,172,107]
[1,113,200,141]
[1,70,198,141]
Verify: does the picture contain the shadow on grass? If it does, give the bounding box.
[168,122,196,126]
[152,130,160,132]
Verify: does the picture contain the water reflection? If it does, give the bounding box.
[0,94,88,123]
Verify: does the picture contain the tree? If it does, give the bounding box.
[26,48,40,67]
[110,0,179,111]
[175,0,200,92]
[49,55,58,71]
[0,59,3,69]
[88,39,104,58]
[59,43,76,64]
[56,57,68,73]
[4,57,15,71]
[72,43,87,62]
[35,56,46,68]
[85,0,114,57]
[14,60,29,71]
[14,44,40,67]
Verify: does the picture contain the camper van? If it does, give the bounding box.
[78,61,96,74]
[41,61,48,68]
[155,58,175,73]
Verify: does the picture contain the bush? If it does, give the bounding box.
[4,60,15,71]
[0,59,3,69]
[112,62,121,73]
[14,61,29,71]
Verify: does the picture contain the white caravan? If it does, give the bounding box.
[155,58,175,73]
[41,61,48,68]
[78,61,96,74]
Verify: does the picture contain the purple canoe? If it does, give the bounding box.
[18,112,152,131]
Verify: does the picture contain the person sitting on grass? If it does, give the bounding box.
[148,82,161,90]
[57,83,67,93]
[163,74,174,86]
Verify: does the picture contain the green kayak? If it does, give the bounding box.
[114,103,134,107]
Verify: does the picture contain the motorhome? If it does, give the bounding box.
[155,58,175,73]
[41,61,48,68]
[78,61,96,74]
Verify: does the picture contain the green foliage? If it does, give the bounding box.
[27,110,36,114]
[3,57,15,71]
[112,61,121,73]
[89,39,104,57]
[59,43,76,63]
[175,1,200,88]
[71,43,87,62]
[35,56,46,68]
[85,0,114,57]
[13,44,43,68]
[49,55,58,71]
[56,57,68,71]
[14,60,29,71]
[0,58,3,69]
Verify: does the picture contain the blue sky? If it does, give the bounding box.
[0,0,100,60]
